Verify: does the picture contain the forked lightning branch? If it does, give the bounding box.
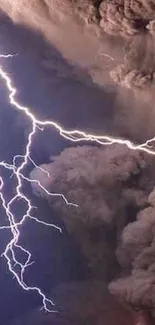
[0,54,154,312]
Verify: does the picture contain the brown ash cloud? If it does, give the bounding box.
[109,186,155,319]
[99,0,155,37]
[98,1,155,92]
[2,1,155,322]
[30,144,155,281]
[12,281,135,325]
[29,143,155,321]
[1,0,155,93]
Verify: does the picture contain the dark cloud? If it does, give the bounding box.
[0,0,102,67]
[2,0,155,94]
[99,0,155,37]
[30,144,155,280]
[30,143,155,320]
[12,280,135,325]
[2,1,155,322]
[30,144,150,226]
[110,32,155,91]
[110,65,155,90]
[1,0,154,39]
[0,0,126,93]
[1,1,155,144]
[109,186,155,318]
[98,1,155,92]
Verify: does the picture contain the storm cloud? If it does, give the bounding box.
[0,0,102,67]
[109,186,155,317]
[12,281,135,325]
[0,1,155,91]
[0,0,125,89]
[99,1,155,92]
[2,0,155,93]
[30,144,155,281]
[99,0,155,37]
[1,1,155,323]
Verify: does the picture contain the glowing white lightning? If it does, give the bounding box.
[0,53,155,313]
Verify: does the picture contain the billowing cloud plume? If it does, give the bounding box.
[30,144,154,280]
[109,185,155,318]
[110,65,155,90]
[1,0,155,92]
[30,144,151,226]
[0,0,103,67]
[1,0,155,39]
[99,0,155,37]
[98,1,155,92]
[110,31,155,91]
[2,1,155,321]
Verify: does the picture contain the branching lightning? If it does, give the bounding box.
[0,53,155,312]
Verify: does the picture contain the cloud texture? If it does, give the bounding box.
[12,280,135,325]
[2,1,155,322]
[30,144,155,282]
[109,186,155,316]
[1,0,155,92]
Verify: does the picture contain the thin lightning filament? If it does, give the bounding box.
[0,53,155,312]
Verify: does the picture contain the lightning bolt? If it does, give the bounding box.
[0,53,155,313]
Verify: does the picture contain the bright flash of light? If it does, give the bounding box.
[0,53,155,313]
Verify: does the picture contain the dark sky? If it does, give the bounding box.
[0,13,122,325]
[1,2,155,325]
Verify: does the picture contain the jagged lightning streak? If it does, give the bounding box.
[0,53,155,313]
